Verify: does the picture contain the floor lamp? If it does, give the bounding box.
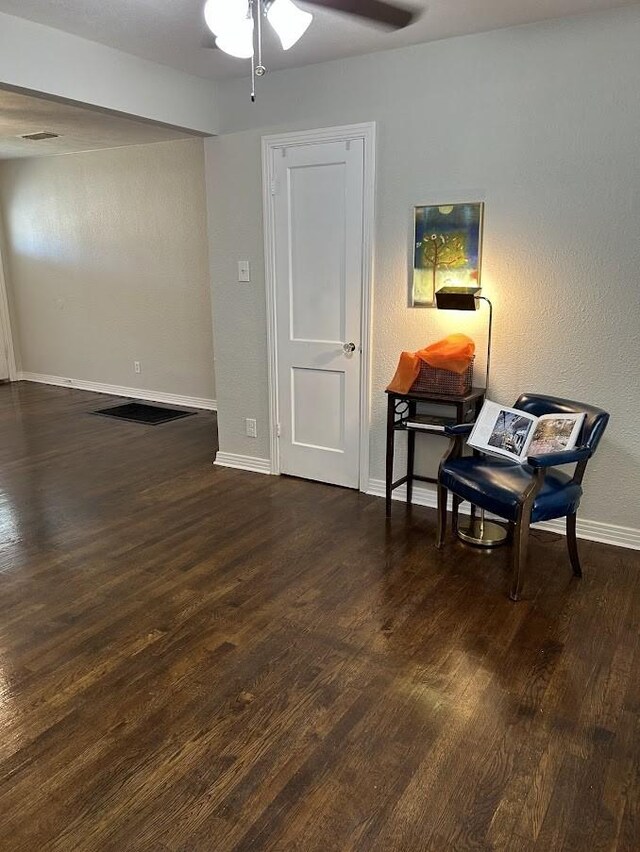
[434,286,508,547]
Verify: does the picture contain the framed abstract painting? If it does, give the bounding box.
[410,202,484,307]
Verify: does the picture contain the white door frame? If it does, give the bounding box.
[262,122,376,491]
[0,237,17,381]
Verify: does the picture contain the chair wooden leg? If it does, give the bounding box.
[452,495,461,535]
[436,485,448,549]
[509,469,544,601]
[510,513,531,601]
[566,513,582,578]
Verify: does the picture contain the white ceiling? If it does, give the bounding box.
[0,0,636,81]
[0,88,202,160]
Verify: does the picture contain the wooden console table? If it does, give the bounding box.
[385,387,485,516]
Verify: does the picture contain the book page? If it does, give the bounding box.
[527,412,585,457]
[468,400,538,462]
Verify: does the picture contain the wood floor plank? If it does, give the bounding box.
[0,381,638,851]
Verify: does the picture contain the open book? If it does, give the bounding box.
[468,400,585,463]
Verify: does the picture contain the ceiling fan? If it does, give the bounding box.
[203,0,417,100]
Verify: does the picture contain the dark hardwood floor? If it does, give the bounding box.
[0,381,638,851]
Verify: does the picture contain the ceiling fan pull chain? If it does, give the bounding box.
[250,47,256,102]
[255,0,267,79]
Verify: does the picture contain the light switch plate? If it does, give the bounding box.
[237,260,251,282]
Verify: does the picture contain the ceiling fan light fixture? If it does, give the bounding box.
[215,15,255,58]
[204,0,250,36]
[266,0,313,50]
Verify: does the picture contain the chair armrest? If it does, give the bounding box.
[444,422,475,437]
[527,447,591,468]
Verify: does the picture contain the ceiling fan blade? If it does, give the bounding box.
[306,0,415,29]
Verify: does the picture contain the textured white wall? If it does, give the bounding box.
[0,139,216,400]
[206,6,640,529]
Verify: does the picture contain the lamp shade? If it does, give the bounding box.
[267,0,313,50]
[434,286,480,311]
[215,16,255,58]
[204,0,250,36]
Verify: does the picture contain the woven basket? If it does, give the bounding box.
[410,357,474,396]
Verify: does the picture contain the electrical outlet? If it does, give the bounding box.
[134,361,141,374]
[245,418,257,438]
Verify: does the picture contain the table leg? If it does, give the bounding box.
[385,395,395,517]
[474,395,484,419]
[407,428,416,507]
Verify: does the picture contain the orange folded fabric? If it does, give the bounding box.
[386,350,421,394]
[416,333,475,375]
[386,334,475,394]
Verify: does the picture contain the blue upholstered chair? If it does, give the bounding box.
[436,393,610,601]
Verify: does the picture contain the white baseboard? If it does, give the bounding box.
[214,451,273,475]
[366,478,640,552]
[18,372,217,411]
[532,517,640,550]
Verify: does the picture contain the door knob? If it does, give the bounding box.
[343,342,356,354]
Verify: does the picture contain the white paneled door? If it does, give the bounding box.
[272,137,365,488]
